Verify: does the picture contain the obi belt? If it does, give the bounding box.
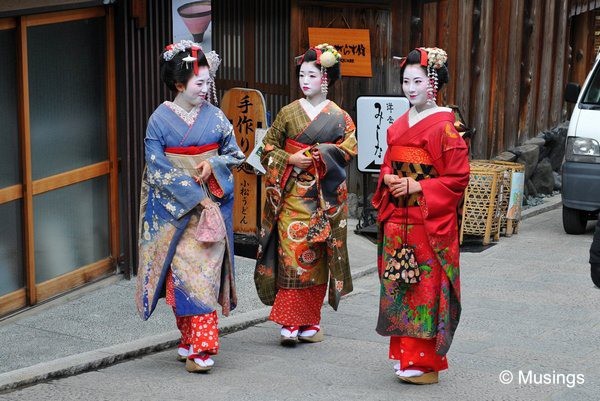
[165,143,224,198]
[389,145,438,207]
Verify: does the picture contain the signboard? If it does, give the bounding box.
[356,95,410,173]
[221,88,267,234]
[307,27,372,77]
[506,171,525,220]
[173,0,212,52]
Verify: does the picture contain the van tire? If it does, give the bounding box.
[562,206,587,234]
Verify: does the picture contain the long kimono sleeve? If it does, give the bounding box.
[144,116,207,219]
[206,110,246,198]
[418,126,470,238]
[372,125,398,221]
[316,111,357,177]
[261,108,291,187]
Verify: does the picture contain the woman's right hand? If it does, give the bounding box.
[385,174,421,198]
[288,149,313,170]
[384,174,403,199]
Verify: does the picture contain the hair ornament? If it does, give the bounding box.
[163,39,198,61]
[314,43,341,67]
[295,43,341,68]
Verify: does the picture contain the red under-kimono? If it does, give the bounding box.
[372,107,469,373]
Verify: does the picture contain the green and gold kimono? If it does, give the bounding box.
[254,100,357,310]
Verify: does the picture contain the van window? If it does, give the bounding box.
[581,65,600,105]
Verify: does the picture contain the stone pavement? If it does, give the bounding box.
[2,195,599,400]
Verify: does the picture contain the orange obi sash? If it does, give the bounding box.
[164,143,224,198]
[388,145,433,165]
[285,138,315,155]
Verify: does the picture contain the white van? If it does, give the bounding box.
[563,55,600,234]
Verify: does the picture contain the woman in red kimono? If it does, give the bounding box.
[373,47,470,384]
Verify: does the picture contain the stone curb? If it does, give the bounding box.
[0,264,378,393]
[521,195,562,220]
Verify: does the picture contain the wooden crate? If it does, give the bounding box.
[491,160,525,236]
[460,161,507,245]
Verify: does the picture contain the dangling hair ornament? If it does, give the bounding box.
[421,47,447,103]
[321,67,329,94]
[204,50,221,105]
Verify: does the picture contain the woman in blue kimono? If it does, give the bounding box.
[135,40,245,373]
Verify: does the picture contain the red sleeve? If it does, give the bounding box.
[418,125,470,238]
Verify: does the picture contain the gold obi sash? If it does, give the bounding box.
[164,143,224,198]
[164,143,219,177]
[389,145,438,207]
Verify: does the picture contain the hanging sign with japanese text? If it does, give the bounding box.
[356,95,410,173]
[308,27,372,77]
[221,88,267,234]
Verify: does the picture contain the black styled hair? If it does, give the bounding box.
[400,49,449,91]
[160,48,210,92]
[295,48,341,87]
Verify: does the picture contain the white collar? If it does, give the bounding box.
[299,98,330,120]
[164,101,201,126]
[408,106,452,127]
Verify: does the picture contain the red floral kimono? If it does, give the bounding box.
[372,108,469,372]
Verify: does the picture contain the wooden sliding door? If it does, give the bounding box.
[0,6,119,316]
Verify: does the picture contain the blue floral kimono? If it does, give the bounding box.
[135,101,245,320]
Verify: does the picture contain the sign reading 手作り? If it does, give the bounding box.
[221,88,267,235]
[308,27,372,77]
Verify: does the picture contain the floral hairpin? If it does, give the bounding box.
[314,43,341,68]
[421,47,447,69]
[163,39,199,61]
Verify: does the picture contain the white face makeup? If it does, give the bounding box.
[299,61,324,100]
[177,66,210,110]
[402,64,431,111]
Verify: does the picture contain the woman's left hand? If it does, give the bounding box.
[195,160,212,183]
[389,176,422,198]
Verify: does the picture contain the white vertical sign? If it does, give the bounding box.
[356,96,410,173]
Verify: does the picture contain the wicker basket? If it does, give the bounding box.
[491,160,525,236]
[460,161,507,245]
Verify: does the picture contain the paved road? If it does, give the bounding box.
[1,208,598,401]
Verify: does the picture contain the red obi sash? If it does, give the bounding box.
[164,143,224,198]
[285,138,315,175]
[165,143,219,155]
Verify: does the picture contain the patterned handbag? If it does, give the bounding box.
[382,180,421,284]
[195,204,226,243]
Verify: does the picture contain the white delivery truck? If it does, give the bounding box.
[563,55,600,234]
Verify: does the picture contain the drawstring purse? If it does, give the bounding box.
[195,181,226,243]
[382,180,422,284]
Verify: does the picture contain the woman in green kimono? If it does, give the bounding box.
[254,44,357,345]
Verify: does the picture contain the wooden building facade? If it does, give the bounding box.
[1,0,599,317]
